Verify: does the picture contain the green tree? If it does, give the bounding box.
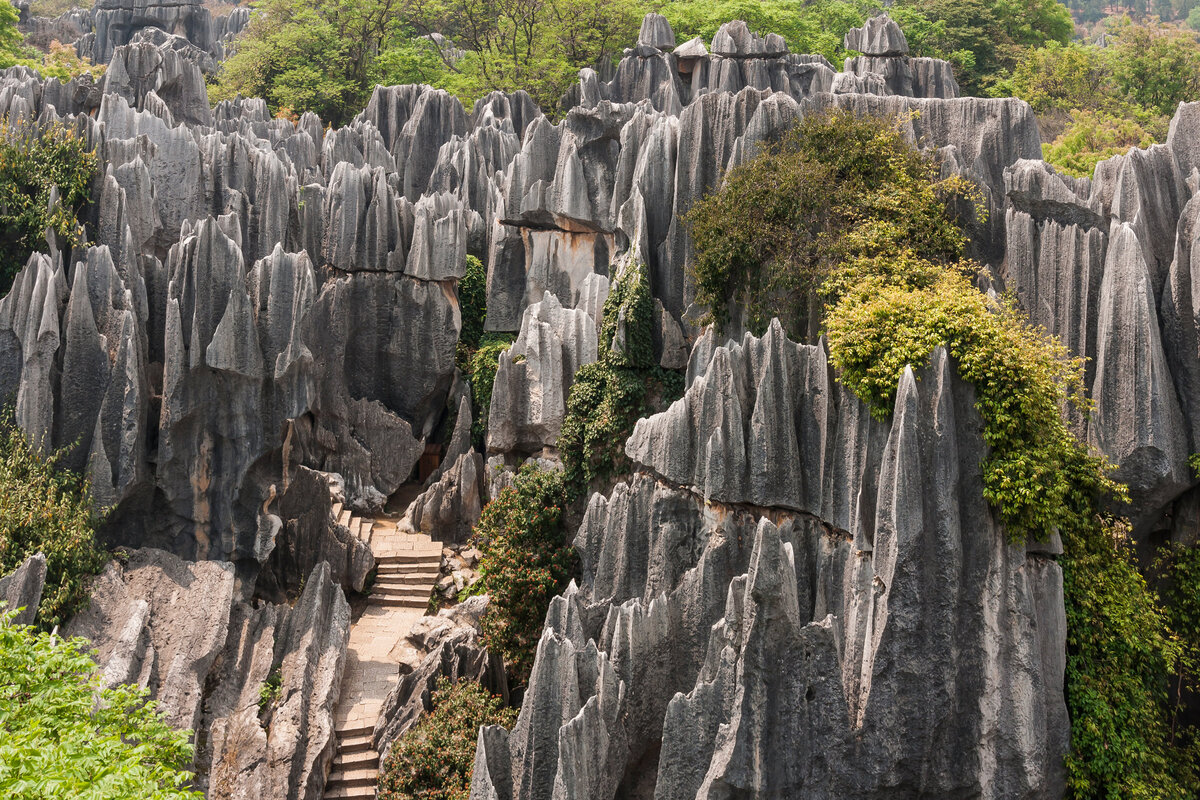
[0,611,201,800]
[0,411,108,628]
[376,678,515,800]
[0,121,97,294]
[993,41,1109,114]
[686,110,971,342]
[1106,18,1200,116]
[213,0,405,124]
[404,0,641,109]
[1042,108,1157,178]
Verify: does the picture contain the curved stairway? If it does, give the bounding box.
[324,501,442,799]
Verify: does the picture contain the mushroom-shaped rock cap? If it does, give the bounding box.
[638,12,676,50]
[844,13,909,56]
[673,36,709,59]
[711,20,788,57]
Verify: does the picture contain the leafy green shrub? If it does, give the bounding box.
[558,260,683,495]
[470,466,574,685]
[0,413,107,627]
[0,120,97,293]
[1062,526,1199,797]
[1041,109,1156,178]
[687,109,974,342]
[0,610,201,800]
[377,677,516,800]
[826,271,1114,544]
[469,336,515,452]
[457,255,488,362]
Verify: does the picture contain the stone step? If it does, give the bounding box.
[374,552,441,564]
[335,725,374,745]
[373,596,430,608]
[325,767,378,789]
[333,749,379,771]
[374,576,438,588]
[331,500,343,520]
[324,783,376,800]
[375,564,439,576]
[338,508,352,528]
[360,521,374,543]
[348,517,362,540]
[372,585,431,599]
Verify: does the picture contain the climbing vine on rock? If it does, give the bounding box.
[558,259,683,498]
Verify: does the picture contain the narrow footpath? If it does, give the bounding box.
[323,500,442,800]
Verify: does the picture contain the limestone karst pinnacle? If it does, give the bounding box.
[1,7,1199,799]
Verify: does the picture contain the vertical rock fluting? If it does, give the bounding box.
[475,330,1069,799]
[2,14,1200,799]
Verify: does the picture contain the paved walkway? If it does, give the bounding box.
[324,502,442,800]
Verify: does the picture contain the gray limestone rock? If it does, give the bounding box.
[64,547,235,732]
[844,13,909,56]
[201,561,350,800]
[475,330,1069,800]
[487,291,598,455]
[0,553,47,626]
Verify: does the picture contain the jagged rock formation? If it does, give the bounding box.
[63,548,236,732]
[0,553,48,626]
[1,11,1199,799]
[17,0,250,67]
[201,562,350,800]
[487,291,599,457]
[473,331,1068,799]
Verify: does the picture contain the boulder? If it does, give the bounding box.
[0,553,47,626]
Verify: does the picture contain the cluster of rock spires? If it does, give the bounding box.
[1,8,1199,799]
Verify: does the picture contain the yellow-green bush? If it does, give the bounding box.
[0,413,107,627]
[376,678,515,800]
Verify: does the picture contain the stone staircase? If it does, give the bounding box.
[324,500,442,799]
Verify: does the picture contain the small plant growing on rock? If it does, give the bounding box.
[376,677,515,800]
[257,667,282,718]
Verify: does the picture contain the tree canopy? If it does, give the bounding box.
[0,611,201,800]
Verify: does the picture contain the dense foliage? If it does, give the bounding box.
[691,108,1196,798]
[376,677,516,800]
[687,110,974,342]
[0,6,103,81]
[0,611,200,800]
[470,466,574,686]
[210,0,1110,119]
[0,121,97,293]
[0,414,108,627]
[467,337,514,451]
[558,260,683,496]
[1062,527,1199,796]
[992,18,1200,176]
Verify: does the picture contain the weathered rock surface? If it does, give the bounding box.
[475,332,1069,799]
[0,553,48,626]
[63,547,236,732]
[2,14,1200,799]
[201,562,350,800]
